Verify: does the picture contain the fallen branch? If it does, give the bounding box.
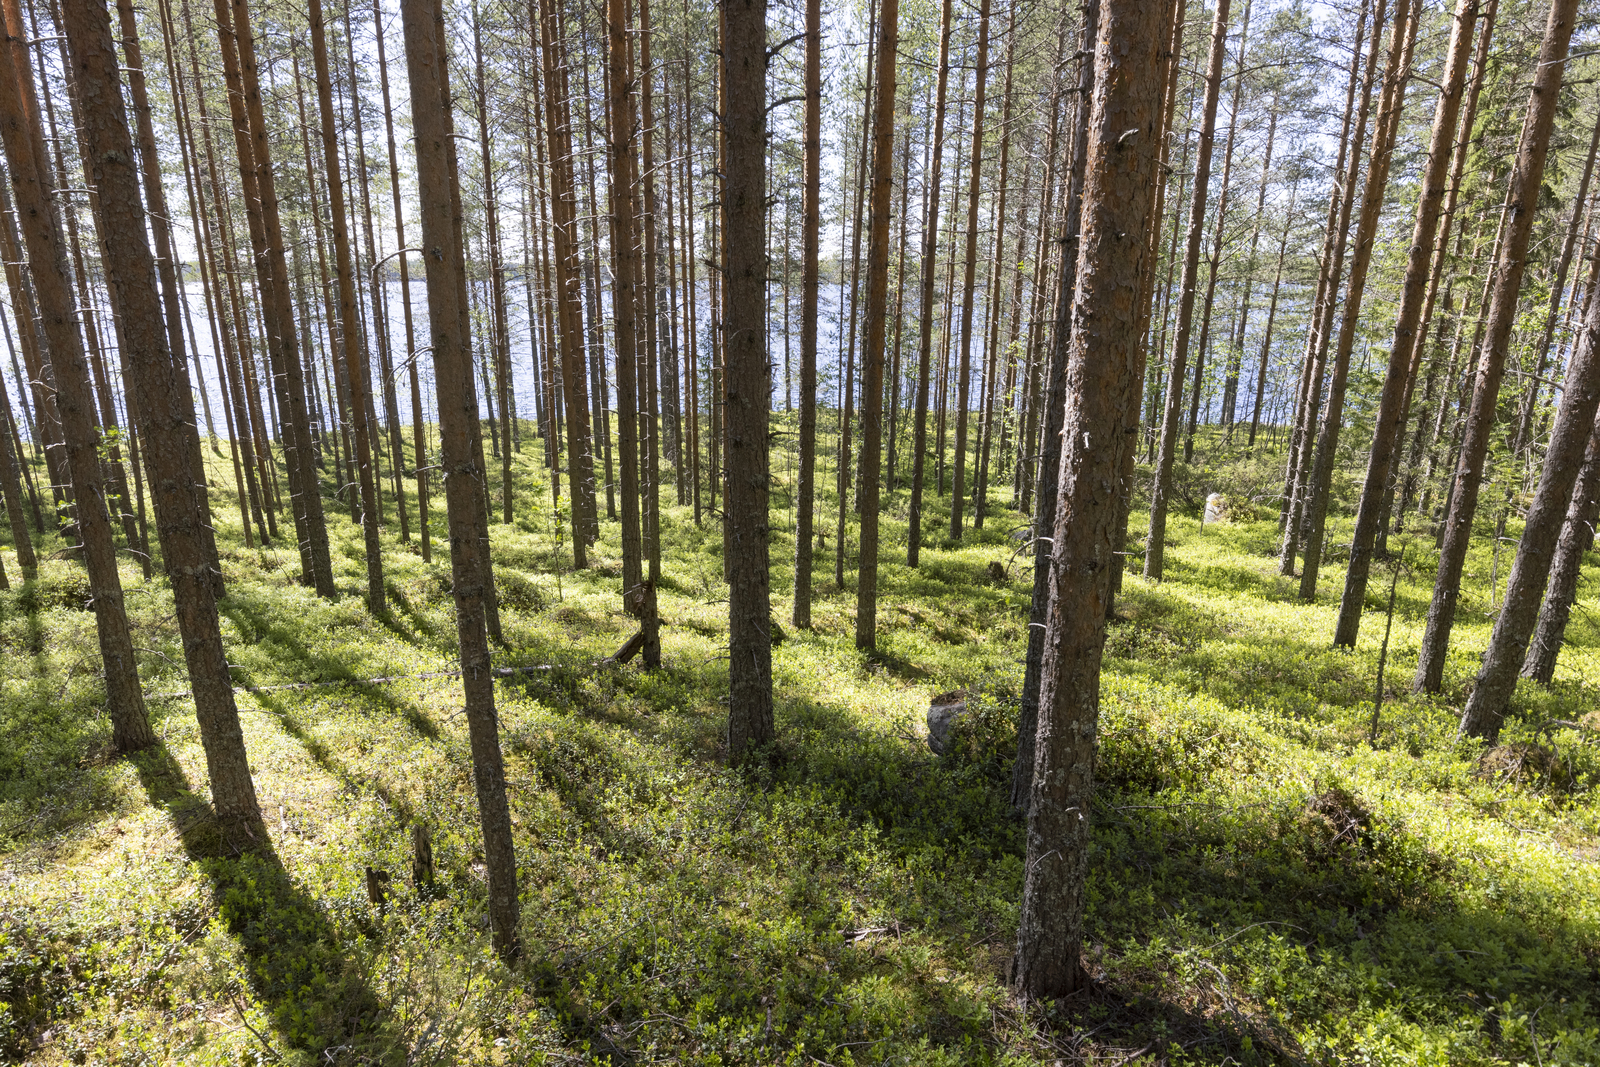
[608,630,646,665]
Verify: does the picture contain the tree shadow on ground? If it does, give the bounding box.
[381,580,444,644]
[1087,788,1599,1060]
[127,741,402,1062]
[220,597,441,741]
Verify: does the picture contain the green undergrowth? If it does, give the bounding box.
[2,422,1598,1064]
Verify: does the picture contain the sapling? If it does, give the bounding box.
[1369,539,1413,745]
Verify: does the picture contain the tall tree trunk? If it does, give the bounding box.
[309,0,385,612]
[974,12,1016,532]
[1415,0,1579,695]
[64,0,264,831]
[1247,180,1296,448]
[539,0,597,563]
[340,5,407,544]
[1460,239,1600,738]
[1336,0,1482,643]
[115,0,220,592]
[905,0,952,567]
[792,0,820,629]
[886,86,915,494]
[0,175,69,516]
[1015,0,1168,998]
[1510,97,1600,466]
[400,0,520,959]
[0,317,34,575]
[1278,0,1375,573]
[0,0,152,751]
[1012,0,1101,812]
[167,9,266,549]
[213,0,335,596]
[681,53,702,527]
[639,0,662,668]
[1144,0,1230,581]
[1223,100,1276,432]
[607,0,645,625]
[948,0,989,541]
[1183,0,1251,461]
[1523,400,1600,685]
[1297,0,1418,600]
[722,0,772,760]
[375,0,431,562]
[835,5,876,584]
[471,8,515,525]
[854,0,897,651]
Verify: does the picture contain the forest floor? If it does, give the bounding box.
[2,424,1598,1066]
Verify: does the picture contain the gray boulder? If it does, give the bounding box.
[927,691,969,755]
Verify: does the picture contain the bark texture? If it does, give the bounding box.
[1016,0,1168,998]
[1145,0,1230,581]
[854,0,897,651]
[1414,0,1580,693]
[722,0,773,760]
[1336,0,1481,643]
[1458,252,1600,739]
[0,0,152,752]
[62,0,261,829]
[401,0,520,958]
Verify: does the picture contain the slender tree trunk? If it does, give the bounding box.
[115,0,220,591]
[722,0,772,760]
[1016,0,1168,998]
[539,0,597,562]
[1460,242,1600,738]
[375,0,431,562]
[0,169,68,510]
[1145,0,1230,580]
[1415,0,1579,695]
[906,0,952,567]
[308,0,384,612]
[1511,97,1600,466]
[607,0,645,627]
[948,0,989,540]
[854,0,897,651]
[792,0,820,628]
[1336,0,1482,643]
[639,0,662,667]
[1223,102,1277,431]
[1281,0,1381,574]
[975,10,1017,531]
[400,0,520,959]
[1523,404,1600,685]
[1183,0,1251,461]
[835,6,876,584]
[64,0,264,831]
[471,9,515,525]
[0,0,152,751]
[1298,0,1418,600]
[1012,0,1100,812]
[0,322,34,575]
[682,55,702,527]
[214,0,335,596]
[1247,181,1296,448]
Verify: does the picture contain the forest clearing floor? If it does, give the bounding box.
[2,426,1599,1065]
